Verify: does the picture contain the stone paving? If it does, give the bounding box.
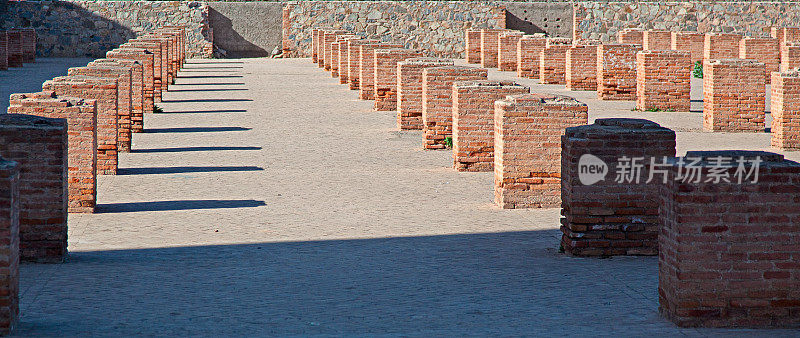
[1,58,798,336]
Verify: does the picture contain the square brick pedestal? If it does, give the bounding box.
[539,44,571,85]
[465,30,482,64]
[771,70,800,150]
[636,50,692,111]
[597,44,643,100]
[6,30,22,68]
[498,31,523,71]
[618,28,643,45]
[107,48,155,119]
[374,48,423,111]
[359,43,402,100]
[0,31,7,71]
[566,44,599,91]
[422,66,488,149]
[347,39,379,90]
[739,37,780,76]
[704,33,742,62]
[494,94,588,209]
[19,28,35,63]
[671,31,705,63]
[702,59,766,132]
[396,58,454,130]
[643,30,673,50]
[68,65,133,152]
[517,34,547,79]
[480,29,507,68]
[781,44,800,72]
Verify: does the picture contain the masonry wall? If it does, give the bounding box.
[0,158,19,335]
[374,48,423,111]
[597,43,642,100]
[0,114,68,263]
[422,66,488,150]
[703,59,766,132]
[396,58,454,131]
[566,44,598,91]
[636,50,692,111]
[6,30,22,68]
[771,70,800,150]
[0,31,7,71]
[494,93,588,209]
[617,28,643,45]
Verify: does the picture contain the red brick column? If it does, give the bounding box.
[566,44,599,91]
[618,28,643,45]
[44,76,118,175]
[494,93,588,209]
[6,29,22,68]
[597,44,642,100]
[138,35,174,87]
[480,29,507,68]
[772,26,800,60]
[0,31,7,71]
[452,80,528,172]
[0,157,19,335]
[108,48,155,120]
[780,43,800,72]
[539,44,571,85]
[374,48,423,111]
[465,30,482,64]
[315,29,327,67]
[422,66,488,149]
[331,35,357,78]
[671,31,705,63]
[703,59,766,132]
[145,33,179,86]
[771,70,800,150]
[396,58,454,130]
[659,150,800,328]
[517,34,547,79]
[703,33,742,62]
[160,26,187,67]
[338,36,360,84]
[643,30,673,50]
[19,28,35,63]
[498,31,523,71]
[359,43,402,100]
[311,28,320,63]
[0,114,67,262]
[323,30,348,71]
[123,41,164,102]
[636,50,691,111]
[91,58,145,133]
[561,118,675,256]
[7,91,97,213]
[347,39,379,90]
[739,37,780,76]
[68,65,133,153]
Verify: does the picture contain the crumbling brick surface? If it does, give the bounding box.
[643,30,673,50]
[671,31,705,63]
[374,48,423,111]
[359,43,402,100]
[68,65,133,152]
[347,39,379,90]
[704,33,743,62]
[0,157,19,335]
[7,91,97,214]
[494,93,588,209]
[659,150,800,328]
[107,48,155,121]
[561,118,676,257]
[517,34,547,79]
[770,70,800,150]
[498,31,523,71]
[465,30,482,64]
[452,80,528,172]
[422,66,488,149]
[739,37,780,75]
[480,29,507,68]
[396,58,454,130]
[636,50,692,111]
[618,28,644,45]
[43,76,118,175]
[566,44,599,91]
[539,44,571,85]
[6,29,22,68]
[597,44,643,100]
[702,59,766,132]
[0,114,68,263]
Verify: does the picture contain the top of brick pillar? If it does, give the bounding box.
[401,57,454,66]
[741,36,777,42]
[601,43,642,49]
[9,91,95,108]
[501,31,525,37]
[547,37,572,46]
[706,58,764,67]
[673,31,702,36]
[375,48,421,54]
[453,80,527,90]
[638,49,690,57]
[499,93,586,108]
[621,28,644,32]
[684,150,785,163]
[482,28,508,33]
[349,39,380,45]
[336,35,359,41]
[567,118,674,138]
[46,75,114,85]
[424,65,485,74]
[521,33,547,40]
[778,69,800,78]
[574,39,602,46]
[0,112,66,129]
[706,32,741,38]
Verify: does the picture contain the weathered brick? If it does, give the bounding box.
[452,80,528,172]
[643,30,673,50]
[702,59,766,132]
[771,26,800,60]
[396,58,454,130]
[68,65,133,152]
[597,44,643,100]
[139,33,177,87]
[739,37,780,76]
[347,39,379,90]
[331,34,357,78]
[359,42,402,100]
[517,34,547,79]
[373,48,423,111]
[7,91,97,214]
[122,41,164,103]
[0,157,19,335]
[704,33,742,62]
[566,44,599,91]
[636,50,692,111]
[92,58,146,133]
[780,43,800,72]
[480,28,507,68]
[498,31,523,71]
[561,118,675,257]
[338,36,360,84]
[494,94,588,209]
[323,30,348,71]
[422,66,488,149]
[0,114,67,262]
[465,29,482,64]
[618,28,644,45]
[671,31,705,63]
[771,70,800,150]
[107,48,155,120]
[539,41,571,85]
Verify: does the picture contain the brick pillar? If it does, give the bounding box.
[338,36,360,84]
[19,28,35,63]
[347,39,379,90]
[374,48,423,111]
[331,35,357,78]
[703,59,766,132]
[160,25,187,67]
[123,41,164,102]
[323,30,348,71]
[138,35,175,87]
[480,28,507,68]
[359,43,402,100]
[148,33,179,85]
[498,31,523,71]
[561,118,675,257]
[494,93,588,209]
[422,66,488,149]
[659,150,800,328]
[771,70,800,150]
[566,44,599,91]
[7,92,97,213]
[43,76,118,175]
[739,37,780,76]
[772,26,800,60]
[396,58,454,130]
[0,157,19,335]
[539,44,571,85]
[780,43,800,72]
[6,29,22,68]
[465,30,482,64]
[0,31,7,71]
[517,34,547,78]
[107,48,155,120]
[452,80,528,172]
[703,33,742,63]
[597,44,643,100]
[311,28,319,63]
[618,28,644,45]
[636,50,691,111]
[91,58,145,133]
[671,31,705,63]
[67,65,133,153]
[643,30,673,50]
[0,114,67,262]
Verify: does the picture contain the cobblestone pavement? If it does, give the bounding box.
[4,58,799,336]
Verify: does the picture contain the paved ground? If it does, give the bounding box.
[1,58,798,336]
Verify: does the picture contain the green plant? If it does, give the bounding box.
[693,60,703,78]
[443,136,453,149]
[646,108,661,112]
[153,105,164,114]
